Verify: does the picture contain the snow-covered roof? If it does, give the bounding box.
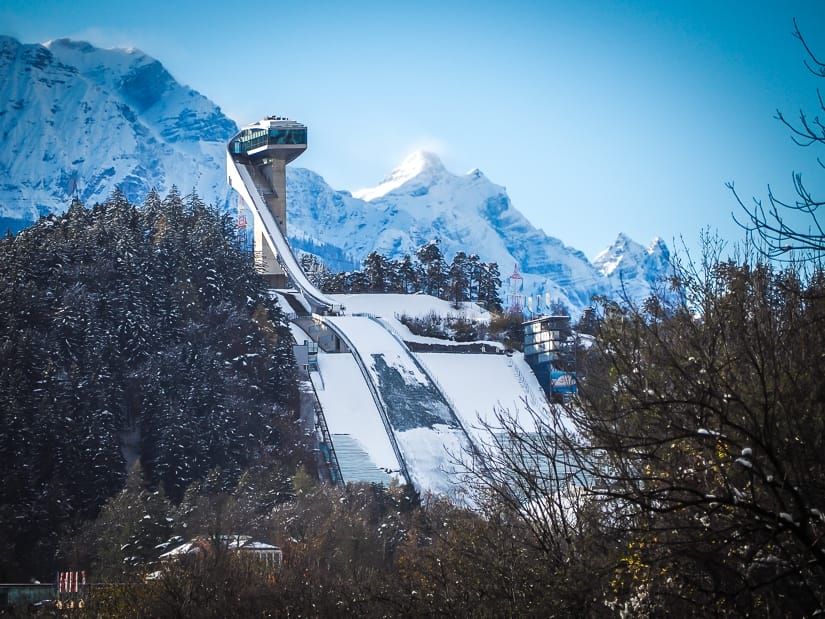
[159,535,280,560]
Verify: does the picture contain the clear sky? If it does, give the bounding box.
[3,0,824,260]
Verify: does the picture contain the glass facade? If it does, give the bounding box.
[230,127,307,156]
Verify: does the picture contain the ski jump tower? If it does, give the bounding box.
[227,117,339,312]
[228,116,307,288]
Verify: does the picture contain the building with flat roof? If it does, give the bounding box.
[523,314,576,401]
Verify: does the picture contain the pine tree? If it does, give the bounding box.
[397,254,420,293]
[416,240,447,298]
[0,187,305,578]
[362,251,390,292]
[75,462,173,580]
[467,253,482,301]
[448,251,472,306]
[478,262,503,312]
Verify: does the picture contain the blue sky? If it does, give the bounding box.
[3,0,825,259]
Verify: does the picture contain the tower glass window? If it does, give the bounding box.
[230,127,307,156]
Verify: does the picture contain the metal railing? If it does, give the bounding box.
[509,357,547,411]
[309,379,343,485]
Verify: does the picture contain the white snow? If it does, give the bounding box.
[418,351,551,440]
[322,313,473,496]
[334,292,489,321]
[396,425,469,498]
[291,319,400,484]
[353,150,446,201]
[332,293,498,348]
[312,353,401,481]
[326,315,430,386]
[287,293,575,498]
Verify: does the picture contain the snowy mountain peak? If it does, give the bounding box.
[400,149,446,173]
[593,233,642,276]
[592,233,672,302]
[1,34,671,316]
[43,38,176,113]
[353,150,447,201]
[0,36,236,228]
[44,37,147,77]
[45,38,95,53]
[648,236,669,255]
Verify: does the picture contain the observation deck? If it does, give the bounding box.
[228,116,307,163]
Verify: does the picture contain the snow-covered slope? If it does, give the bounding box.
[1,35,670,314]
[0,35,235,229]
[302,294,561,498]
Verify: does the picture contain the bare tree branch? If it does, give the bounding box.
[735,22,825,262]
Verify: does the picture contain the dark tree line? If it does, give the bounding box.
[308,240,503,312]
[74,475,611,618]
[0,188,307,580]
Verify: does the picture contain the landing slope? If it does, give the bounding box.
[325,315,472,496]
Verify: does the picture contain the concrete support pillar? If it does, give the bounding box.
[252,157,288,287]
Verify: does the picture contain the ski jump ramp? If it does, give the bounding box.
[322,315,474,498]
[227,119,476,497]
[226,120,341,314]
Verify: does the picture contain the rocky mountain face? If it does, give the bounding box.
[0,35,671,315]
[0,35,235,232]
[593,233,672,303]
[287,152,672,314]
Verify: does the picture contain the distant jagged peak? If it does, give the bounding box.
[613,231,634,247]
[593,232,668,276]
[647,235,670,256]
[353,150,449,201]
[594,232,634,260]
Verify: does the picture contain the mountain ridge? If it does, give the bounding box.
[0,35,671,315]
[0,35,236,227]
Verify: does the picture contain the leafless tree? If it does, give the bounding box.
[567,245,825,615]
[456,402,619,613]
[733,20,825,261]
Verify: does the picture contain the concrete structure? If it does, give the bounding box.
[523,314,576,400]
[226,118,340,313]
[228,116,307,288]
